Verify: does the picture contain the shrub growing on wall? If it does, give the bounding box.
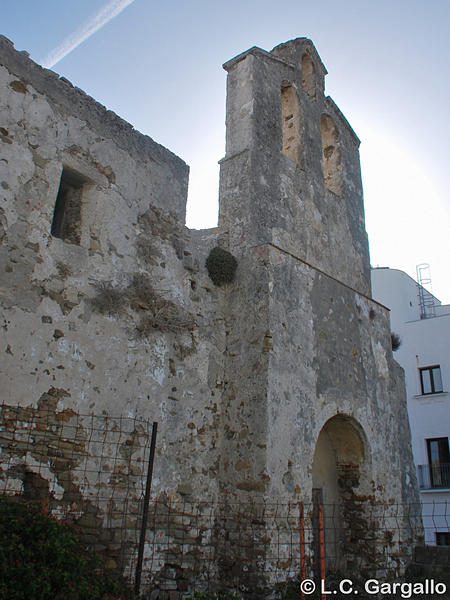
[391,332,401,351]
[89,274,195,336]
[205,247,237,286]
[0,497,137,600]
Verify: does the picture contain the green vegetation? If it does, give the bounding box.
[205,247,237,287]
[186,592,241,600]
[391,332,402,351]
[0,497,137,600]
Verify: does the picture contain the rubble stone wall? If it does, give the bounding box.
[0,34,422,594]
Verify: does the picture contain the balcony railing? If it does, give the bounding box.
[417,463,450,489]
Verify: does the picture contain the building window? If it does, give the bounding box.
[427,437,450,488]
[281,83,301,164]
[420,365,443,395]
[436,532,450,546]
[51,167,87,245]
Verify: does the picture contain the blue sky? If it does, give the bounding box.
[3,0,449,302]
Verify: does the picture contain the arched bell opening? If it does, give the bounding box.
[281,82,302,164]
[320,114,343,196]
[301,53,316,98]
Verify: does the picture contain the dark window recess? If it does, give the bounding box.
[419,365,443,395]
[427,437,450,488]
[436,532,450,546]
[51,167,86,245]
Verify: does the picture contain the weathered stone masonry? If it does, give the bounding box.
[0,34,422,592]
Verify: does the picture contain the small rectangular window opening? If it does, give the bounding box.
[436,532,450,546]
[419,365,443,395]
[51,167,87,245]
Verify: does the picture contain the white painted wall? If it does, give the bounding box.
[371,267,450,545]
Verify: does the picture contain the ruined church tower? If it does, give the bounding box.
[216,38,420,579]
[0,35,421,594]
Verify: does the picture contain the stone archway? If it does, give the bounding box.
[312,415,372,577]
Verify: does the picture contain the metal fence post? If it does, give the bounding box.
[135,421,158,596]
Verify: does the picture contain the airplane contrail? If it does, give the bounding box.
[40,0,136,69]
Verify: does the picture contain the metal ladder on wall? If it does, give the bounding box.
[416,263,436,319]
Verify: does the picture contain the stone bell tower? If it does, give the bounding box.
[219,38,370,295]
[216,38,421,585]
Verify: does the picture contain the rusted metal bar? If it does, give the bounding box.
[299,501,306,600]
[135,421,158,596]
[41,496,49,515]
[318,503,326,600]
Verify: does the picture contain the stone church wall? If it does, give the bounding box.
[0,34,422,594]
[0,32,226,519]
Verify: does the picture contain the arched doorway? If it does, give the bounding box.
[312,415,371,576]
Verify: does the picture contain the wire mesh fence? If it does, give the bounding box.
[138,498,448,595]
[0,401,153,579]
[0,401,449,597]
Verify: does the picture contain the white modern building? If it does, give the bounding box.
[372,266,450,546]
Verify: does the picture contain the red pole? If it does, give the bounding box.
[299,502,306,600]
[318,503,326,600]
[41,496,49,515]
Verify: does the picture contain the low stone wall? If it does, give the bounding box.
[411,545,450,585]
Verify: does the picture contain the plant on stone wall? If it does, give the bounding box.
[89,281,126,317]
[128,273,195,335]
[136,236,161,266]
[391,332,401,351]
[0,496,137,600]
[205,247,237,286]
[126,273,155,311]
[134,298,194,336]
[89,274,195,337]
